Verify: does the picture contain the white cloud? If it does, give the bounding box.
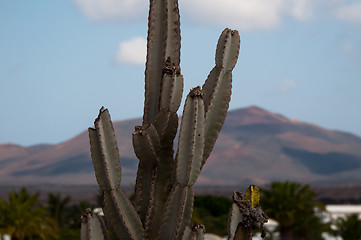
[73,0,361,30]
[181,0,320,30]
[182,0,283,30]
[341,42,361,69]
[343,42,354,53]
[73,0,147,21]
[277,78,298,93]
[285,0,314,21]
[335,2,361,25]
[116,37,147,65]
[73,0,316,29]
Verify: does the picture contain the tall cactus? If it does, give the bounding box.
[82,0,267,239]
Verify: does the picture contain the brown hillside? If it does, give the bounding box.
[1,106,360,187]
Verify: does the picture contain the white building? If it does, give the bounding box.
[324,205,361,222]
[0,234,11,240]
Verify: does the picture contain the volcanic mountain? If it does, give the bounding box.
[1,106,361,187]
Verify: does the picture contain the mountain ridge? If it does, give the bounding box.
[1,106,361,187]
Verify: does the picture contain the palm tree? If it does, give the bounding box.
[68,200,91,228]
[47,193,71,228]
[260,181,328,240]
[336,214,361,240]
[0,187,58,240]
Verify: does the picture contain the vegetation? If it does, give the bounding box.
[47,193,92,238]
[0,188,58,240]
[48,193,71,228]
[1,182,359,240]
[335,214,361,240]
[192,195,232,236]
[0,187,98,240]
[260,181,330,240]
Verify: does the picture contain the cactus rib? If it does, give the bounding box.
[158,184,189,240]
[182,226,192,240]
[132,124,161,225]
[215,28,241,71]
[193,224,206,240]
[103,187,144,240]
[89,107,121,191]
[227,203,242,240]
[176,87,205,186]
[164,0,181,66]
[153,110,179,144]
[143,0,166,124]
[143,0,181,124]
[181,224,205,240]
[81,209,109,240]
[177,185,195,240]
[144,142,175,239]
[160,71,183,113]
[202,29,240,166]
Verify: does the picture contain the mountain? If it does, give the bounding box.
[1,106,361,187]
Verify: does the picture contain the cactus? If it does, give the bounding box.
[228,186,268,240]
[81,209,109,240]
[82,0,267,239]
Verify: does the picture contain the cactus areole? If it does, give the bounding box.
[82,0,267,239]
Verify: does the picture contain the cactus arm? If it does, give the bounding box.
[103,187,145,240]
[177,185,195,240]
[144,144,175,239]
[160,72,183,113]
[227,203,242,240]
[181,226,192,240]
[88,129,107,190]
[176,87,205,186]
[234,226,252,240]
[181,224,205,240]
[94,212,109,240]
[81,209,109,240]
[154,110,179,144]
[88,107,121,191]
[202,29,240,165]
[194,224,206,240]
[132,124,161,225]
[143,0,181,124]
[81,220,89,240]
[143,111,177,239]
[157,184,188,240]
[215,28,241,71]
[203,28,240,111]
[202,68,231,164]
[164,0,181,66]
[143,0,166,124]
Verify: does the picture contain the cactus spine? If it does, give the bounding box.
[81,0,268,239]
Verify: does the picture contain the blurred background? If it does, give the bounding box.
[1,0,360,146]
[1,0,361,239]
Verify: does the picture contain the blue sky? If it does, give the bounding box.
[1,0,360,146]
